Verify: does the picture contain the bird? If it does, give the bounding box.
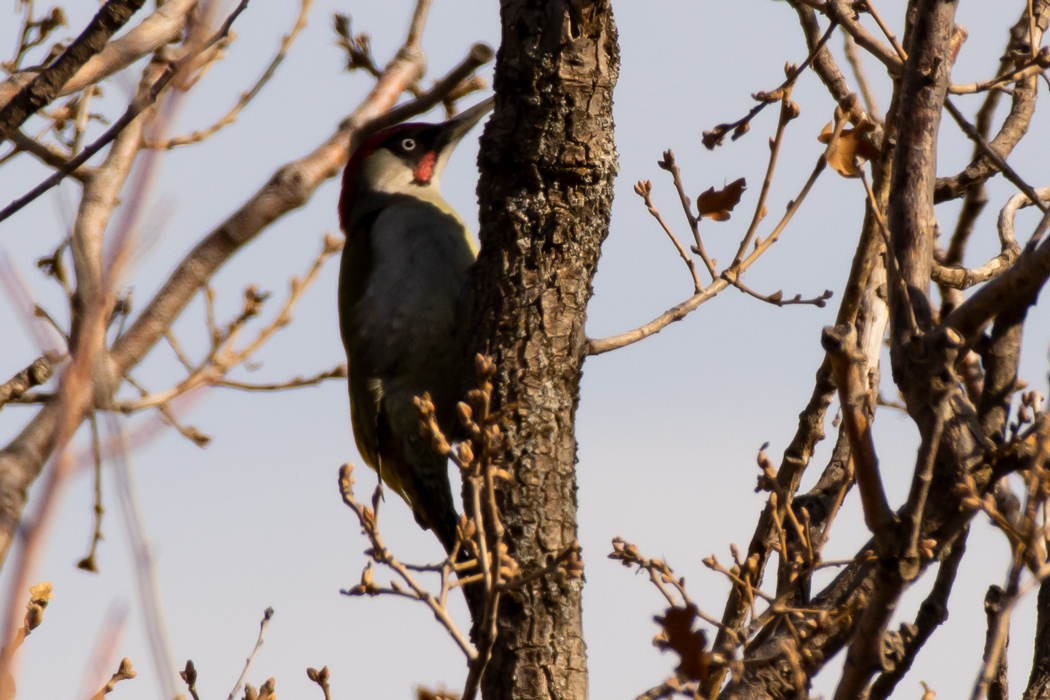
[337,98,493,554]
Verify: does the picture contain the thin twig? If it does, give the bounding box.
[163,330,195,373]
[658,149,717,279]
[843,32,880,121]
[735,152,826,270]
[731,86,796,268]
[634,180,702,293]
[339,467,477,661]
[111,234,342,414]
[609,537,739,641]
[107,417,180,697]
[214,365,347,392]
[76,413,105,572]
[349,43,494,145]
[144,0,312,149]
[730,277,832,308]
[7,129,94,181]
[898,404,947,577]
[87,658,136,700]
[588,151,827,355]
[226,608,274,700]
[949,49,1050,94]
[702,21,836,150]
[944,98,1048,214]
[859,0,907,61]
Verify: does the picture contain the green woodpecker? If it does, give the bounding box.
[337,98,493,553]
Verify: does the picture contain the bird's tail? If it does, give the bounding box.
[405,462,485,624]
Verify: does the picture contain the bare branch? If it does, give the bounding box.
[87,658,136,700]
[0,0,255,224]
[214,366,347,393]
[69,63,155,317]
[105,416,181,696]
[824,0,903,77]
[869,530,968,700]
[856,0,907,62]
[944,99,1048,215]
[731,86,798,269]
[588,152,826,356]
[950,48,1050,94]
[6,129,93,181]
[935,3,1049,203]
[977,585,1011,700]
[0,0,147,146]
[943,216,1050,341]
[0,356,54,411]
[144,0,313,150]
[702,22,835,150]
[339,466,477,662]
[729,277,832,308]
[787,2,876,129]
[60,0,198,97]
[110,233,341,414]
[934,190,1045,290]
[821,324,895,550]
[226,608,274,700]
[633,180,702,293]
[350,42,495,145]
[843,33,880,122]
[75,414,105,573]
[658,149,716,279]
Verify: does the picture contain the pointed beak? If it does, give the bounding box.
[436,96,495,154]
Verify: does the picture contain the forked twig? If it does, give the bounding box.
[226,607,274,700]
[144,0,313,150]
[634,179,702,293]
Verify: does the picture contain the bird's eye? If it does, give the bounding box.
[401,138,416,151]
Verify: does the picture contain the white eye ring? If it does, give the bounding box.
[401,138,416,151]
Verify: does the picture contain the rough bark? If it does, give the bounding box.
[933,1,1050,204]
[0,0,146,146]
[1025,579,1050,700]
[469,1,619,699]
[886,0,957,357]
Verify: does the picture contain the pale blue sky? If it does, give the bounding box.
[2,1,1049,698]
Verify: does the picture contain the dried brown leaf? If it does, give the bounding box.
[697,178,747,221]
[653,604,711,682]
[818,121,880,178]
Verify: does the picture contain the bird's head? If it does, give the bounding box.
[339,97,494,230]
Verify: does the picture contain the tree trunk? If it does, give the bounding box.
[469,1,618,698]
[1025,579,1050,700]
